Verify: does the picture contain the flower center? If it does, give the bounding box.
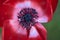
[17,8,38,30]
[23,14,32,22]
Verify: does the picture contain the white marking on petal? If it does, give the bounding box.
[29,26,39,38]
[35,16,48,23]
[14,1,31,8]
[9,20,27,35]
[13,2,44,20]
[24,1,31,7]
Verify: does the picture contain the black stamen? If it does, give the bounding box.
[17,8,38,30]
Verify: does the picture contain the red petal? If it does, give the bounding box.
[49,0,58,12]
[0,0,57,40]
[0,5,13,27]
[2,20,47,40]
[3,20,28,40]
[0,0,24,27]
[28,26,42,40]
[34,23,47,40]
[0,0,58,27]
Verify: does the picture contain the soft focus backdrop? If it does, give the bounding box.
[0,0,60,40]
[43,0,60,40]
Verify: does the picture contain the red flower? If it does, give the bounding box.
[0,0,58,40]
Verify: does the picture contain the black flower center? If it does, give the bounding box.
[17,8,38,30]
[23,14,32,22]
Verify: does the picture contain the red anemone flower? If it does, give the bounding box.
[0,0,58,40]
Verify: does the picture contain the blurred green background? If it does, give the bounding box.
[0,0,60,40]
[43,0,60,40]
